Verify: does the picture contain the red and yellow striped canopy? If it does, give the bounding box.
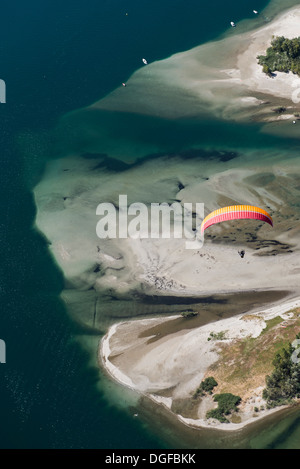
[201,205,273,234]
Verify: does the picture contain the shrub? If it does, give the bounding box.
[201,377,218,392]
[263,333,300,407]
[206,408,229,423]
[208,331,227,341]
[213,393,242,415]
[193,377,218,398]
[181,311,198,318]
[262,64,271,76]
[206,393,242,423]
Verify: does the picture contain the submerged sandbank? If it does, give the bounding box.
[34,150,300,330]
[31,0,300,438]
[100,297,300,431]
[92,6,300,128]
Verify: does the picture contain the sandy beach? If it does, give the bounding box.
[238,8,300,100]
[100,297,300,431]
[34,152,300,307]
[92,6,300,127]
[32,1,300,436]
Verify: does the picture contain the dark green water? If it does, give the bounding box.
[2,0,300,449]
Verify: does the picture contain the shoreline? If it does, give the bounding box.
[31,0,300,438]
[92,6,300,128]
[100,295,300,432]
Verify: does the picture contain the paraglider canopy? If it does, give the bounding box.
[201,205,273,234]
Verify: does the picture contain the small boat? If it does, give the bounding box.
[142,58,148,64]
[253,10,258,14]
[230,22,236,27]
[122,83,126,87]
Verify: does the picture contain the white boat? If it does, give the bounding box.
[230,21,236,27]
[253,10,258,14]
[142,58,148,64]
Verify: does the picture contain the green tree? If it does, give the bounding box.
[206,393,242,423]
[263,334,300,407]
[193,377,218,398]
[258,36,300,77]
[262,64,271,75]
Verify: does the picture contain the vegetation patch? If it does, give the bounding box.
[193,377,218,398]
[205,311,300,400]
[260,315,283,334]
[230,414,242,424]
[207,330,227,341]
[206,393,242,423]
[263,332,300,407]
[258,36,300,76]
[181,311,199,319]
[241,314,263,322]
